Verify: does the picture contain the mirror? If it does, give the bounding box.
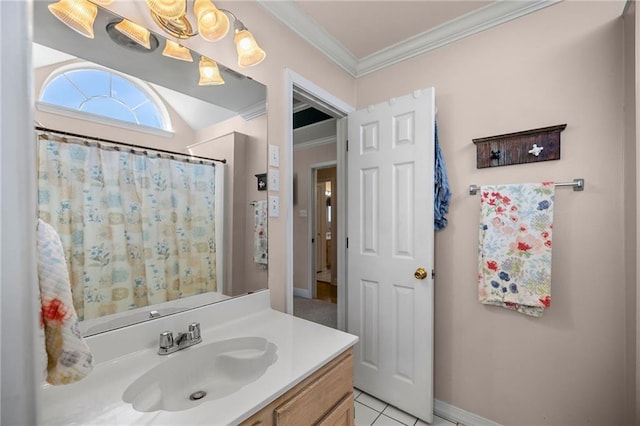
[32,2,268,336]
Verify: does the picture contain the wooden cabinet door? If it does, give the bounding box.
[274,351,352,425]
[240,349,353,426]
[317,394,354,426]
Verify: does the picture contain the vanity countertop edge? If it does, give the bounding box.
[38,290,359,425]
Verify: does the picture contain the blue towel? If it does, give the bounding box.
[434,121,451,231]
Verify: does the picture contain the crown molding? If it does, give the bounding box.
[293,135,336,151]
[256,0,359,76]
[240,100,267,121]
[258,0,560,78]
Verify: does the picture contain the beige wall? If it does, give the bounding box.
[292,142,337,292]
[356,2,626,425]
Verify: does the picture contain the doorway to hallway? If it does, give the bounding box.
[314,166,337,303]
[288,74,348,330]
[293,163,338,329]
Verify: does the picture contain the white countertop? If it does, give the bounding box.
[39,291,358,425]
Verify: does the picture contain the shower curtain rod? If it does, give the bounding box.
[35,126,227,165]
[468,178,585,195]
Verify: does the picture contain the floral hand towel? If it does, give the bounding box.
[37,219,93,384]
[478,183,555,317]
[253,200,268,268]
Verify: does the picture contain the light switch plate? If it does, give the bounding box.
[268,144,279,168]
[268,169,279,192]
[268,195,279,217]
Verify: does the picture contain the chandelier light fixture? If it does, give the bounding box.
[114,19,153,50]
[198,56,225,85]
[145,0,266,68]
[162,40,194,62]
[47,0,266,85]
[47,0,99,38]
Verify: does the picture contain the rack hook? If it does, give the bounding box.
[528,144,544,156]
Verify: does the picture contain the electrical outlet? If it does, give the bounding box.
[268,195,279,217]
[268,169,279,191]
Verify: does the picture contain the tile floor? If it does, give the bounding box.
[354,388,458,426]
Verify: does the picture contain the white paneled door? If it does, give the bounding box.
[347,88,435,423]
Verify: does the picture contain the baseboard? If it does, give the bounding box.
[293,287,310,299]
[434,399,502,426]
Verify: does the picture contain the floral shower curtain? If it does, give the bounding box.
[37,134,218,321]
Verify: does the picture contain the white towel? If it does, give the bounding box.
[37,219,93,384]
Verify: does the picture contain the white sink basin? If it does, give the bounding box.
[122,336,278,412]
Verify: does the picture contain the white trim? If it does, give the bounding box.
[285,71,295,315]
[335,117,347,331]
[357,0,559,76]
[293,136,336,151]
[189,131,236,148]
[293,101,312,114]
[36,102,175,139]
[434,399,503,426]
[239,100,267,121]
[260,1,560,78]
[308,166,316,301]
[284,69,355,318]
[258,0,359,77]
[293,287,311,299]
[287,70,356,116]
[1,0,38,423]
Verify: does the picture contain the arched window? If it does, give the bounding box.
[39,63,172,132]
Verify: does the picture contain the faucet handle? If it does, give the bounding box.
[188,322,201,340]
[159,331,174,349]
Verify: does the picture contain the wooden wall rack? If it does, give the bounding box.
[472,124,566,169]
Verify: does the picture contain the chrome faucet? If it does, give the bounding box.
[158,322,202,355]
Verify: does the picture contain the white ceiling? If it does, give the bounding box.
[258,0,561,77]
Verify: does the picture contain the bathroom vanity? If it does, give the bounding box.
[240,348,354,426]
[39,290,358,425]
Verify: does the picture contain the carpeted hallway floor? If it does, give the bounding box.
[293,296,337,329]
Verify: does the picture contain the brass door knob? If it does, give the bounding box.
[414,267,427,280]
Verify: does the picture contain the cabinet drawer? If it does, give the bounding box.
[275,351,353,425]
[317,393,354,426]
[239,349,353,426]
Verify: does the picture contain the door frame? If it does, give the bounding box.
[285,69,354,331]
[307,161,337,299]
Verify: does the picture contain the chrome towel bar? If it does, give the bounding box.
[469,178,585,195]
